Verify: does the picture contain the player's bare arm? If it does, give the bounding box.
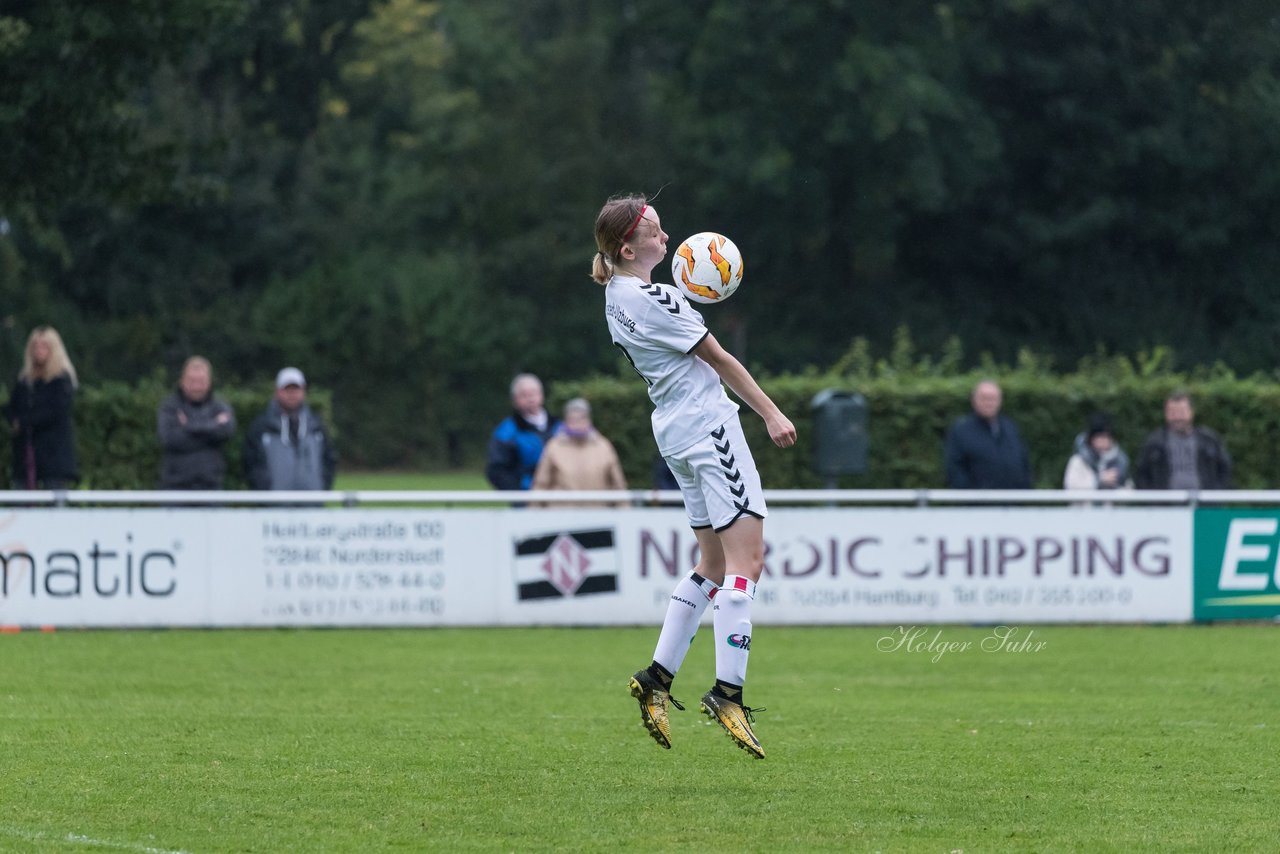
[692,334,797,448]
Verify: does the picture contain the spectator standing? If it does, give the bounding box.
[3,326,78,489]
[485,373,560,491]
[1134,391,1232,490]
[1063,413,1132,490]
[157,356,237,489]
[944,380,1032,489]
[531,398,628,506]
[242,367,336,490]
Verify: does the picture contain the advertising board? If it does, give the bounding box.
[0,506,1191,627]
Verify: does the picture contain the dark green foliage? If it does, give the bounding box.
[4,1,1280,468]
[561,341,1280,491]
[247,249,509,467]
[0,0,246,213]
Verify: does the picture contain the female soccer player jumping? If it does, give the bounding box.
[592,194,796,759]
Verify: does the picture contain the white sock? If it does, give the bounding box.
[713,575,756,689]
[652,572,718,676]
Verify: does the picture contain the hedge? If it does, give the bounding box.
[559,346,1280,491]
[3,344,1279,491]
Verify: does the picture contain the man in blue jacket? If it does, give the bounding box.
[485,373,560,491]
[944,380,1032,489]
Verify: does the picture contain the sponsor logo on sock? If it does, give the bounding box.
[672,595,698,609]
[728,633,751,650]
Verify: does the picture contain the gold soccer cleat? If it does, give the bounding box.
[629,670,684,749]
[700,691,766,759]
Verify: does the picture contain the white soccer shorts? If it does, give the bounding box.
[665,414,768,532]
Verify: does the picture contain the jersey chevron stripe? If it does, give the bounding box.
[603,274,738,456]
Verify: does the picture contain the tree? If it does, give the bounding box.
[900,0,1280,367]
[0,0,244,217]
[633,0,1002,367]
[6,0,1280,470]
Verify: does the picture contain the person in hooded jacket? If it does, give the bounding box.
[157,356,237,489]
[242,367,336,491]
[1063,413,1132,490]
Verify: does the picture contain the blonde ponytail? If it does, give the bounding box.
[592,194,647,284]
[591,250,613,285]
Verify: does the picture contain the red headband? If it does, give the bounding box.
[621,205,648,241]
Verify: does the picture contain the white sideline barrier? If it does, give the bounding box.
[4,489,1251,628]
[0,487,1263,506]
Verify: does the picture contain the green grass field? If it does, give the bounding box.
[333,470,490,492]
[2,625,1274,852]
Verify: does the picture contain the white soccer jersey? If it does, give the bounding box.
[604,274,738,455]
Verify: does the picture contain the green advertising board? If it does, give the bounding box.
[1194,508,1280,620]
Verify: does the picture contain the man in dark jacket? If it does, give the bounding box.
[157,356,237,489]
[944,380,1033,489]
[485,373,560,491]
[1134,391,1232,490]
[242,367,336,491]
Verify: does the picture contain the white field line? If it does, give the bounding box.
[0,824,194,854]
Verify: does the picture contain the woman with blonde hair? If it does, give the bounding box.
[3,326,79,489]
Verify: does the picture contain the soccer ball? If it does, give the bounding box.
[671,232,744,304]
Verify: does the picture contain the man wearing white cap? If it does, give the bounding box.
[242,366,337,490]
